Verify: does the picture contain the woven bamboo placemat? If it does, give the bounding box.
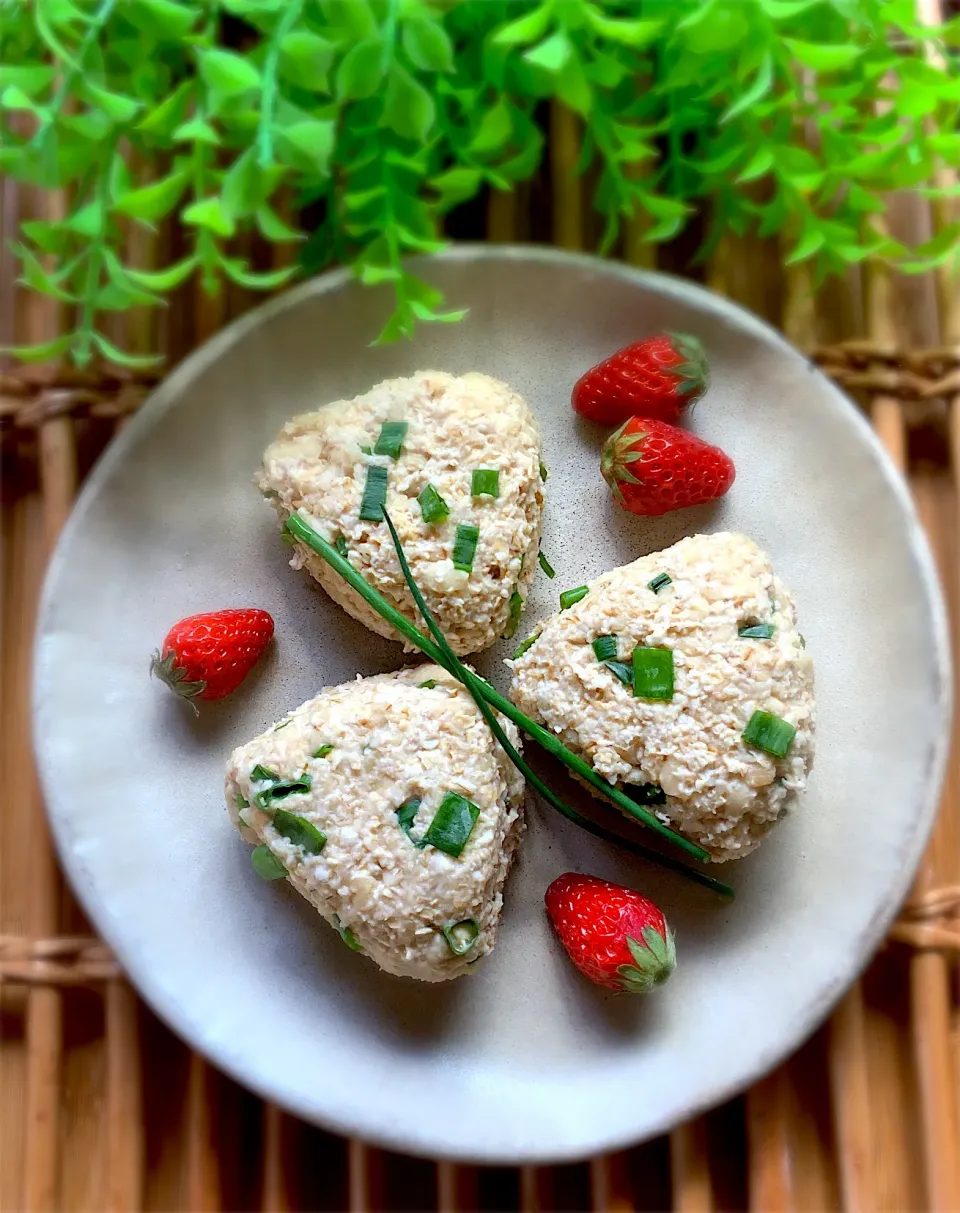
[1,104,958,1213]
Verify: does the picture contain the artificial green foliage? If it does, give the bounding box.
[1,0,958,367]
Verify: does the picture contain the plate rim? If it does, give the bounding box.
[32,244,953,1163]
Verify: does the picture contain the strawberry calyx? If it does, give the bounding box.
[666,330,709,403]
[616,924,677,994]
[150,648,207,714]
[600,418,647,505]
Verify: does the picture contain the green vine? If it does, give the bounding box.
[1,0,958,368]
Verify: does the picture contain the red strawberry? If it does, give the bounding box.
[545,873,676,994]
[601,417,734,517]
[150,609,274,710]
[572,332,709,426]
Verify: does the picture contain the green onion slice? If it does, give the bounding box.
[254,774,312,811]
[560,585,588,610]
[471,468,500,497]
[274,720,291,731]
[799,634,806,648]
[312,744,334,758]
[538,551,556,579]
[273,808,326,855]
[359,444,372,455]
[504,590,523,639]
[739,622,775,639]
[423,791,480,858]
[250,764,278,782]
[358,465,389,522]
[251,845,286,881]
[235,792,249,809]
[742,710,796,758]
[512,633,538,660]
[418,483,450,524]
[443,918,480,956]
[539,461,548,482]
[604,660,633,686]
[648,573,672,593]
[624,782,667,806]
[333,914,364,952]
[592,635,618,662]
[280,530,296,548]
[334,533,349,559]
[419,679,437,689]
[632,646,674,701]
[396,797,423,843]
[452,524,479,573]
[374,420,407,459]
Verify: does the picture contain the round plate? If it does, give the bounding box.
[34,247,950,1164]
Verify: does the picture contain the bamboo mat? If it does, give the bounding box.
[2,102,959,1213]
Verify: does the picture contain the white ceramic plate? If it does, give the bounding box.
[34,247,950,1164]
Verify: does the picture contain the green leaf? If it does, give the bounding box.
[127,0,198,37]
[16,246,75,302]
[492,5,553,46]
[402,15,454,73]
[335,38,385,101]
[65,201,104,236]
[784,39,862,71]
[320,0,377,38]
[523,31,572,74]
[1,86,48,116]
[382,66,435,143]
[20,220,68,255]
[277,120,335,174]
[83,82,142,124]
[582,12,663,47]
[723,53,773,123]
[126,256,199,291]
[1,333,74,364]
[113,171,189,221]
[279,31,334,90]
[431,166,482,209]
[173,116,220,144]
[469,100,512,156]
[256,206,304,241]
[759,0,819,16]
[556,54,592,116]
[785,224,826,264]
[182,197,235,237]
[221,259,297,289]
[200,49,260,96]
[0,66,56,96]
[136,81,193,137]
[737,146,774,182]
[222,149,280,218]
[92,332,164,368]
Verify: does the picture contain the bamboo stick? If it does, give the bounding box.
[747,1069,793,1212]
[670,1120,713,1213]
[550,105,583,251]
[260,1104,292,1213]
[436,1161,477,1213]
[488,188,520,243]
[347,1139,381,1213]
[589,1151,636,1213]
[185,1053,221,1212]
[827,989,877,1213]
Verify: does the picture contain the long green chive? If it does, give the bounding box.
[512,633,538,660]
[333,914,363,952]
[422,792,480,858]
[313,744,334,758]
[743,710,796,758]
[396,797,422,843]
[418,483,450,524]
[648,573,672,593]
[504,590,523,639]
[539,461,548,481]
[374,511,729,896]
[443,919,480,955]
[560,585,588,610]
[250,764,278,782]
[419,679,437,689]
[739,622,775,639]
[374,420,407,459]
[273,808,326,855]
[471,468,500,497]
[538,551,556,578]
[605,660,634,686]
[592,635,618,662]
[285,513,717,870]
[334,533,349,559]
[251,845,286,881]
[358,465,389,522]
[633,647,674,701]
[254,775,312,811]
[452,523,479,573]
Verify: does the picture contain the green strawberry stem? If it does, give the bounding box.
[284,513,723,882]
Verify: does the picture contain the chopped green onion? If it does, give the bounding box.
[605,660,634,686]
[624,782,667,806]
[251,845,286,881]
[235,792,249,809]
[423,791,480,858]
[592,635,618,662]
[418,483,450,524]
[538,551,556,578]
[254,775,312,811]
[739,623,775,639]
[743,710,796,758]
[396,797,422,843]
[334,533,349,559]
[648,573,672,593]
[632,647,674,701]
[452,524,479,573]
[374,420,408,459]
[272,808,326,855]
[358,465,389,522]
[512,633,538,660]
[443,918,480,956]
[274,720,291,731]
[560,585,588,610]
[312,744,334,758]
[250,764,279,782]
[419,679,437,689]
[280,529,296,548]
[799,634,806,648]
[262,488,280,499]
[504,590,523,639]
[333,914,363,952]
[539,461,548,482]
[359,444,372,455]
[471,468,500,497]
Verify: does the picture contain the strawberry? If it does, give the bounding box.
[545,873,676,993]
[150,609,274,710]
[601,417,735,517]
[572,332,709,426]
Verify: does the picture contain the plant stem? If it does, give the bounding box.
[38,0,119,140]
[257,0,302,169]
[284,513,712,865]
